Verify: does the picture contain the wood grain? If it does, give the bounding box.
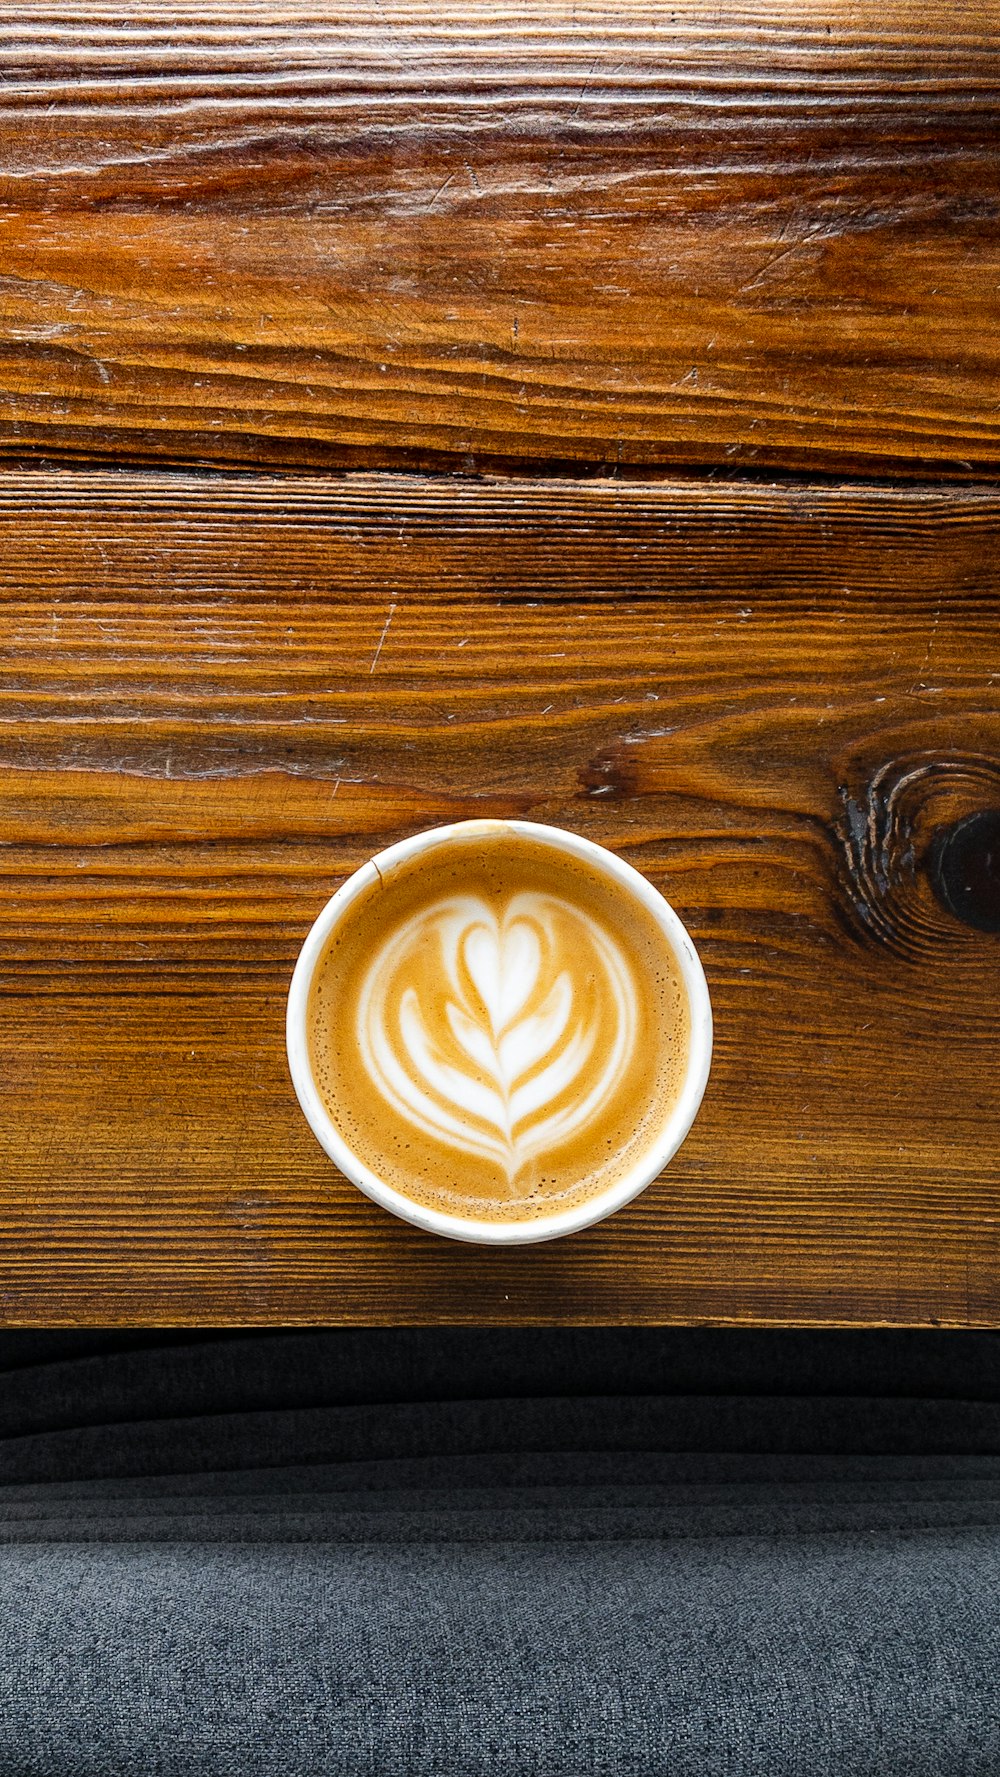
[0,469,999,1324]
[0,3,996,475]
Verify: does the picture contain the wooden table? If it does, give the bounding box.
[1,2,998,1325]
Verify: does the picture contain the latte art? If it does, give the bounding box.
[357,893,637,1191]
[305,825,692,1224]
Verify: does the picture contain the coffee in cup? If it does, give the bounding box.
[287,820,711,1243]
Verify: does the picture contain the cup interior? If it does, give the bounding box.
[286,819,712,1245]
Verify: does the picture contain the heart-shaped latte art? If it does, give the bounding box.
[355,891,638,1193]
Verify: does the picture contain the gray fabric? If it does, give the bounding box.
[3,1526,1000,1776]
[0,1331,999,1775]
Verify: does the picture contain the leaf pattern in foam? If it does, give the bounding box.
[356,892,638,1192]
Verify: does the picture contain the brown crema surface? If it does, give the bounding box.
[308,829,690,1222]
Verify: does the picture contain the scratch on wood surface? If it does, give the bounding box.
[369,600,397,674]
[910,598,942,694]
[422,169,456,212]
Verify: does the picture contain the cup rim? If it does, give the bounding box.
[286,818,713,1245]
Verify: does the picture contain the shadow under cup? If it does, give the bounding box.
[286,820,713,1245]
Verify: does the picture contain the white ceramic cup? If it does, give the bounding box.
[286,818,712,1245]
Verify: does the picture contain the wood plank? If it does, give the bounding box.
[0,3,996,475]
[0,468,999,1324]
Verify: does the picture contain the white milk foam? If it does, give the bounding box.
[355,890,638,1184]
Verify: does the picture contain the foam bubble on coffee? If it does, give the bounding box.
[308,828,689,1223]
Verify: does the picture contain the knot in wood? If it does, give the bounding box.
[836,754,1000,957]
[931,811,1000,934]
